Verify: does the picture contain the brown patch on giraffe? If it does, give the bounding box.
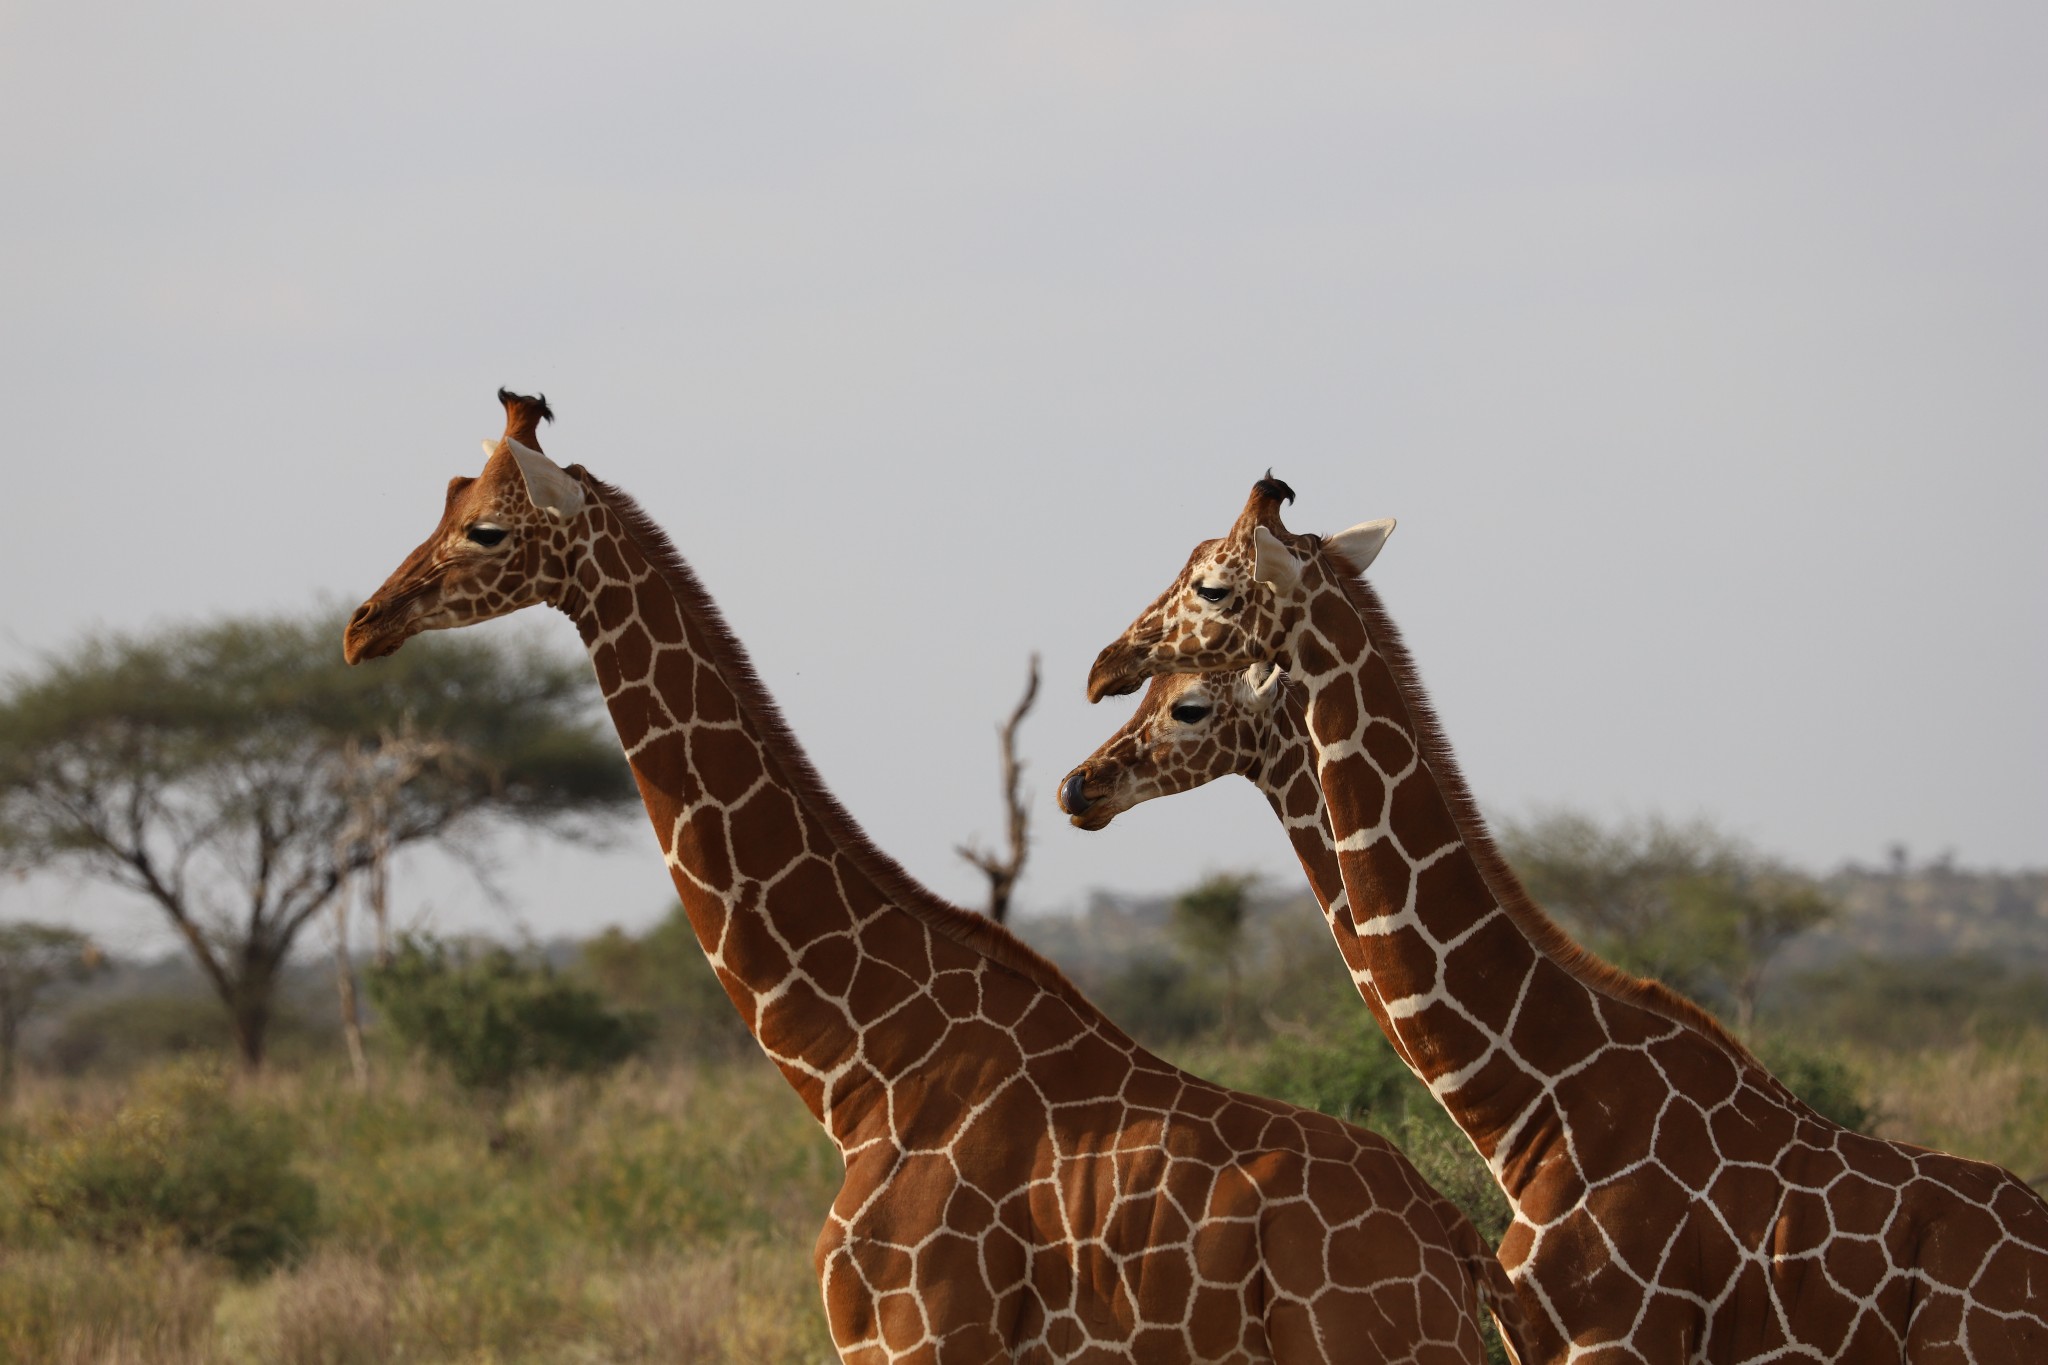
[1120,1066,1182,1114]
[606,682,661,752]
[1627,1287,1703,1358]
[1320,752,1386,844]
[590,640,622,694]
[1405,1012,1497,1100]
[1309,671,1359,746]
[1388,772,1462,866]
[1360,717,1415,778]
[864,992,950,1080]
[1356,923,1438,1000]
[689,727,760,806]
[845,955,921,1029]
[1279,767,1320,821]
[1549,1047,1660,1159]
[1012,994,1088,1058]
[1036,1034,1134,1107]
[1439,912,1534,1026]
[673,806,732,892]
[648,643,695,718]
[591,532,631,583]
[1344,833,1413,920]
[928,966,980,1021]
[1507,962,1603,1077]
[1188,1280,1256,1353]
[731,785,805,883]
[1651,1100,1721,1191]
[612,620,654,683]
[693,660,740,724]
[771,865,851,949]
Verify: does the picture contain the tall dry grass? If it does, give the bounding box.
[1856,1032,2048,1183]
[1,1056,839,1364]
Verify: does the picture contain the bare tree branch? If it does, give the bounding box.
[956,653,1039,927]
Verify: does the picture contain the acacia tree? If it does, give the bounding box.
[0,612,634,1070]
[1499,809,1834,1026]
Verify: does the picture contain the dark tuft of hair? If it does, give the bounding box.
[1256,469,1296,505]
[497,387,555,424]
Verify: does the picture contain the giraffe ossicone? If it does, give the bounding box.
[1078,477,2048,1363]
[343,392,1528,1365]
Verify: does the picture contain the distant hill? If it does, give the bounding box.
[1781,864,2048,972]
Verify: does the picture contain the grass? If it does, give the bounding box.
[3,1027,2044,1364]
[0,1057,838,1365]
[1852,1031,2048,1183]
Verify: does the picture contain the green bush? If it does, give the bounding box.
[369,936,651,1146]
[580,904,754,1058]
[1092,954,1220,1046]
[18,1062,316,1274]
[1755,1040,1876,1134]
[1247,1023,1412,1125]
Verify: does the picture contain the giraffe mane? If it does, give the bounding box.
[1320,548,1775,1077]
[586,476,1133,1038]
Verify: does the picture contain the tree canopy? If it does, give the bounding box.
[1499,809,1836,1028]
[0,610,635,1067]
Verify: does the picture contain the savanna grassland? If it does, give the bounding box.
[4,871,2045,1365]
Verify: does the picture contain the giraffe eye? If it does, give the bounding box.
[465,524,508,548]
[1193,583,1229,604]
[1170,703,1212,724]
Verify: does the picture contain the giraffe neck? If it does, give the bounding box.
[1278,571,1645,1191]
[1242,702,1414,1059]
[550,487,1085,1154]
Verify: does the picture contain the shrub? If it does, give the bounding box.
[1755,1040,1876,1134]
[1091,955,1220,1046]
[580,904,754,1058]
[1247,1023,1411,1126]
[369,936,651,1147]
[18,1061,316,1273]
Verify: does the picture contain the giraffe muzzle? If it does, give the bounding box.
[342,598,415,665]
[1059,771,1093,817]
[1086,640,1151,703]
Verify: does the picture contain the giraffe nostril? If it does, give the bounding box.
[349,601,380,631]
[1060,771,1093,816]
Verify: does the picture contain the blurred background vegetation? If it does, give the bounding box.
[1,611,2044,1362]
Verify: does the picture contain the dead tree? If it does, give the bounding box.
[956,654,1039,926]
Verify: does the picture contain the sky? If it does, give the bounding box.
[2,4,2043,954]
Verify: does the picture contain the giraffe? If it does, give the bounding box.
[1079,477,2048,1362]
[341,392,1526,1364]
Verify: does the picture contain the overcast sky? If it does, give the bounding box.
[3,4,2042,953]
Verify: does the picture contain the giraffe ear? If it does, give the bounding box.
[508,439,587,520]
[1246,661,1286,709]
[1252,526,1303,594]
[1326,518,1396,572]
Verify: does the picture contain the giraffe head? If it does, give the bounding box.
[1057,664,1294,829]
[343,389,592,664]
[1084,474,1395,701]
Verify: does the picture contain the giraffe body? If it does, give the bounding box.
[1078,480,2048,1362]
[341,396,1522,1364]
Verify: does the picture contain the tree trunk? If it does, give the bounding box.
[334,881,371,1091]
[229,955,276,1072]
[0,1012,17,1110]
